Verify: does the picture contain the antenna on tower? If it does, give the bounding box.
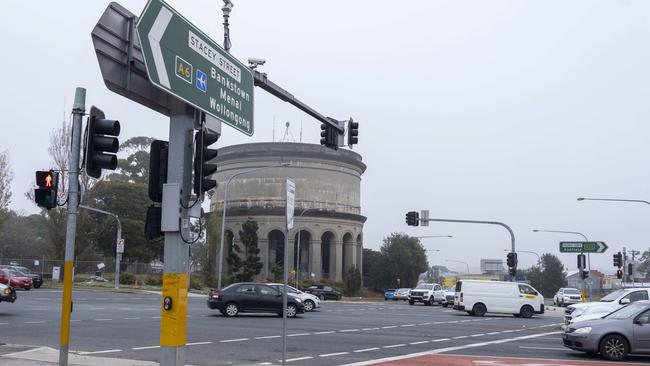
[279,121,296,142]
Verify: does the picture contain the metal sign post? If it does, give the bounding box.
[282,179,295,365]
[136,0,254,136]
[58,87,85,366]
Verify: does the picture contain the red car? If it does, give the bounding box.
[0,268,33,290]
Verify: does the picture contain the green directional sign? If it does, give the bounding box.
[559,241,608,253]
[136,0,254,136]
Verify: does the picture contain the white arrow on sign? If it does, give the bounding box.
[147,5,172,88]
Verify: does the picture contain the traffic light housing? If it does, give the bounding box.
[506,252,517,268]
[616,269,623,279]
[405,211,419,226]
[320,123,336,149]
[580,270,589,280]
[628,263,634,277]
[577,254,586,270]
[85,106,120,178]
[509,266,517,277]
[34,170,58,209]
[148,140,169,203]
[613,252,622,268]
[193,128,219,196]
[348,119,359,146]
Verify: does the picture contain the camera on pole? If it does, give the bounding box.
[34,170,59,209]
[405,211,419,226]
[193,128,219,197]
[85,106,120,179]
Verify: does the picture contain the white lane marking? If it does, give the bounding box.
[409,341,429,345]
[502,330,515,333]
[383,344,406,348]
[286,356,314,362]
[353,347,380,353]
[90,308,105,310]
[78,349,122,355]
[24,321,46,324]
[70,320,81,322]
[470,334,485,337]
[314,331,335,335]
[418,322,431,326]
[340,329,359,332]
[132,345,160,350]
[519,346,568,351]
[400,324,415,327]
[453,336,468,339]
[362,328,373,331]
[95,319,112,321]
[432,338,450,342]
[220,338,249,343]
[151,316,161,319]
[187,341,212,346]
[256,335,281,339]
[381,325,398,329]
[0,322,8,325]
[320,352,349,357]
[342,331,562,366]
[486,332,500,335]
[125,317,141,320]
[288,333,311,337]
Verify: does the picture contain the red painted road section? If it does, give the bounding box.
[371,354,650,366]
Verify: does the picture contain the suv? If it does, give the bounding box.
[553,287,581,307]
[565,288,650,325]
[408,283,443,306]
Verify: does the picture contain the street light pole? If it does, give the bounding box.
[79,205,122,289]
[217,162,290,289]
[533,229,591,301]
[445,259,469,275]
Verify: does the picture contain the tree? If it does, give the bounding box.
[112,137,155,183]
[195,211,221,286]
[227,219,263,282]
[0,212,48,259]
[524,253,567,297]
[367,233,429,290]
[343,266,362,296]
[0,149,13,231]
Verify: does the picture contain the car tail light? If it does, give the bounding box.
[210,290,220,299]
[460,292,464,302]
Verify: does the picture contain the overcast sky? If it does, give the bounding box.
[2,0,649,274]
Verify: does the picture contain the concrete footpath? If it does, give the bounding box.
[0,346,161,366]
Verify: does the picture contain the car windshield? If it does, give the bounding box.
[564,289,580,294]
[604,302,648,320]
[601,289,627,302]
[9,270,25,276]
[415,284,433,290]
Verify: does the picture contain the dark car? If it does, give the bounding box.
[304,285,342,300]
[564,300,650,360]
[0,268,32,290]
[207,282,305,318]
[1,266,43,289]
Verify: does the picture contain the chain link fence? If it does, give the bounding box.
[0,257,163,280]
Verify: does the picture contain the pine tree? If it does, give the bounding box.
[227,219,262,282]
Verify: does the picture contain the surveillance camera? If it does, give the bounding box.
[248,57,266,67]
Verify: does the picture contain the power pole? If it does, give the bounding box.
[58,87,85,366]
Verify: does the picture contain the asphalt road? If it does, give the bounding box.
[2,289,648,365]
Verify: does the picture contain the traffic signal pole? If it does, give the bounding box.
[58,87,85,366]
[419,217,516,281]
[160,107,193,366]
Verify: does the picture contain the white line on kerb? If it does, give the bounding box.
[78,349,122,355]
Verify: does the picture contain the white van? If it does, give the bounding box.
[453,280,544,318]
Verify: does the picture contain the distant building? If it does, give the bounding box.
[480,259,505,275]
[567,270,605,296]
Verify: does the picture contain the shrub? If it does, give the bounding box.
[189,273,204,290]
[119,272,136,286]
[144,275,162,286]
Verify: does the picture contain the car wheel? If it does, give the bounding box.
[408,301,414,305]
[224,302,239,317]
[600,334,629,361]
[304,300,315,312]
[319,294,325,301]
[24,287,31,291]
[472,303,487,317]
[34,284,41,289]
[442,303,448,308]
[519,305,534,318]
[286,304,298,318]
[467,311,475,316]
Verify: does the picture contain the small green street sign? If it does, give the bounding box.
[559,241,608,253]
[136,0,254,136]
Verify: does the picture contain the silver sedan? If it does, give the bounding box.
[563,300,650,360]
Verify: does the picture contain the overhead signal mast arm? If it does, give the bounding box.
[251,70,345,133]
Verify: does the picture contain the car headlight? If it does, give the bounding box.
[564,297,569,301]
[574,327,592,334]
[3,288,7,295]
[295,298,302,303]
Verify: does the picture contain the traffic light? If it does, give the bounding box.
[616,269,623,279]
[34,170,58,209]
[506,252,517,268]
[320,123,335,149]
[628,263,634,277]
[613,252,622,268]
[577,254,586,269]
[193,128,219,196]
[405,211,419,226]
[348,119,359,146]
[148,140,169,203]
[85,106,120,178]
[509,266,517,277]
[580,270,589,280]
